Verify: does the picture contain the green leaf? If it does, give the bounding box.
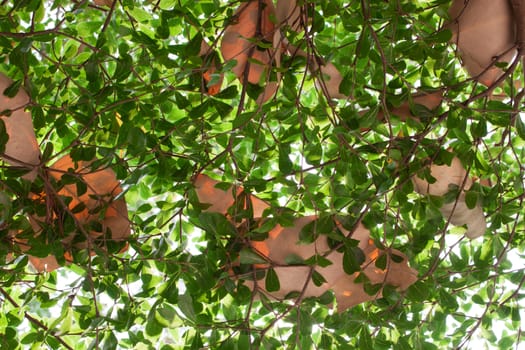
[214,86,238,99]
[438,289,459,311]
[265,268,280,292]
[305,142,322,165]
[178,293,196,323]
[21,332,39,345]
[213,100,233,118]
[471,294,484,305]
[428,29,452,43]
[358,326,374,350]
[299,309,313,335]
[471,119,487,138]
[232,112,253,129]
[239,248,267,265]
[159,279,179,304]
[299,220,317,244]
[349,155,368,185]
[146,309,163,337]
[0,119,8,154]
[103,332,118,350]
[311,270,327,287]
[284,253,305,265]
[375,253,387,270]
[0,191,11,224]
[343,246,365,275]
[84,56,99,83]
[464,190,478,209]
[186,33,203,57]
[363,282,382,296]
[190,333,203,350]
[320,334,332,349]
[75,179,88,197]
[156,305,179,327]
[516,115,525,141]
[2,79,22,98]
[304,254,333,268]
[391,254,405,263]
[407,281,430,302]
[113,54,133,82]
[197,212,237,237]
[279,144,293,174]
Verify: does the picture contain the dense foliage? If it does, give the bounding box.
[1,0,524,349]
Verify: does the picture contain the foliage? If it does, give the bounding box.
[0,0,524,349]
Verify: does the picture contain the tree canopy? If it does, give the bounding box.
[0,0,524,349]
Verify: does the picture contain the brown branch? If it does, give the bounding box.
[0,28,59,38]
[101,0,117,34]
